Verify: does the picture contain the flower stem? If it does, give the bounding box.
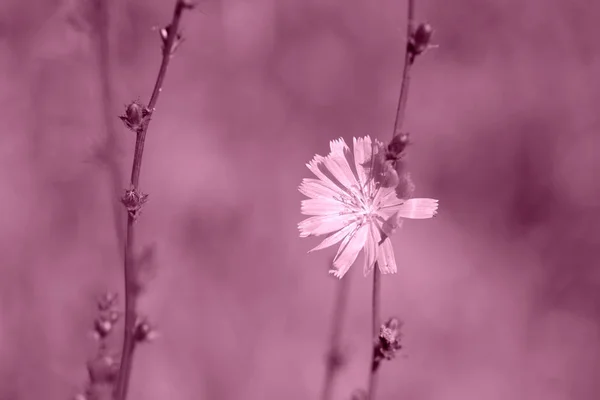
[366,265,381,400]
[320,273,352,400]
[392,0,415,139]
[367,1,416,399]
[113,2,190,400]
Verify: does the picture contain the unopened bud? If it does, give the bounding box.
[134,317,158,343]
[408,22,437,63]
[121,187,149,221]
[413,23,434,51]
[94,318,113,338]
[119,101,150,132]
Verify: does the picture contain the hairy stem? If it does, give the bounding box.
[320,273,352,400]
[113,2,190,399]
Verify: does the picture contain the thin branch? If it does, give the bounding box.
[113,1,192,400]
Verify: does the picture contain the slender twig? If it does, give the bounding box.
[113,2,191,400]
[367,1,416,399]
[320,272,352,400]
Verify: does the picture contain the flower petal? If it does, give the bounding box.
[322,138,360,192]
[306,155,347,197]
[352,136,373,187]
[301,198,347,216]
[308,221,359,252]
[397,198,439,219]
[379,212,404,239]
[330,222,369,279]
[374,186,404,216]
[362,221,380,276]
[298,178,344,200]
[376,237,397,274]
[298,214,356,237]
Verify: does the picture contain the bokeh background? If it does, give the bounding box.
[1,0,599,399]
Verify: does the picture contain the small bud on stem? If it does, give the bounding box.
[119,101,151,133]
[134,316,159,343]
[407,22,437,64]
[121,186,149,221]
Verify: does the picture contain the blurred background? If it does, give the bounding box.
[1,0,599,399]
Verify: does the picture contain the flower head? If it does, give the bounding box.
[298,136,438,279]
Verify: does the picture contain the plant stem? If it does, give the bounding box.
[392,0,415,139]
[113,2,190,400]
[366,265,381,400]
[320,273,352,400]
[367,1,416,399]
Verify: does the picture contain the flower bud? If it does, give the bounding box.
[94,317,113,338]
[413,23,434,52]
[121,187,149,220]
[408,22,437,63]
[119,101,150,132]
[134,316,158,343]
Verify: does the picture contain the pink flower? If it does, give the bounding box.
[298,136,438,278]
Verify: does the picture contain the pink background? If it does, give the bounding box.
[1,0,599,399]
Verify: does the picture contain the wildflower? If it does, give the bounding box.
[298,136,438,279]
